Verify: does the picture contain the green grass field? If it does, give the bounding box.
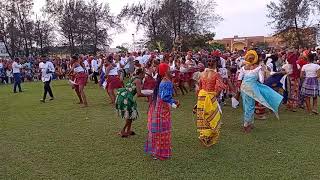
[1,80,320,179]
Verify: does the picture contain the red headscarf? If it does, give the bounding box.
[287,52,299,78]
[158,63,169,77]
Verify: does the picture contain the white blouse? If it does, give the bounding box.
[108,63,120,75]
[238,66,264,83]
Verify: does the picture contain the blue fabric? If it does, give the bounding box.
[13,73,22,92]
[100,71,105,86]
[158,81,175,105]
[241,92,255,123]
[265,74,284,89]
[241,73,283,122]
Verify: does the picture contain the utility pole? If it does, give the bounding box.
[132,33,135,52]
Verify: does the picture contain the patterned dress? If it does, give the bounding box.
[145,81,176,160]
[196,69,226,147]
[115,77,139,120]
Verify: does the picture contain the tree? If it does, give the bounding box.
[0,0,34,58]
[46,0,83,54]
[267,0,315,48]
[87,0,120,54]
[208,42,225,52]
[45,0,119,55]
[119,0,221,51]
[116,46,128,53]
[34,18,54,55]
[182,33,215,51]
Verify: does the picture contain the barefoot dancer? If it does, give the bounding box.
[300,52,320,114]
[145,63,180,160]
[70,56,89,107]
[143,61,156,102]
[116,68,150,137]
[105,55,123,104]
[238,50,283,133]
[195,57,226,147]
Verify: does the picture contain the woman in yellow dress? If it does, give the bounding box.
[196,57,226,147]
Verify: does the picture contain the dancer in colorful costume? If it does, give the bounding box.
[69,55,89,107]
[300,52,320,114]
[116,68,150,137]
[105,55,123,104]
[283,52,300,112]
[196,57,226,147]
[238,50,283,133]
[145,63,179,160]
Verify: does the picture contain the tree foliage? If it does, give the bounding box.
[119,0,221,51]
[207,42,225,52]
[0,0,120,57]
[45,0,119,55]
[116,46,128,53]
[0,0,56,58]
[267,0,318,48]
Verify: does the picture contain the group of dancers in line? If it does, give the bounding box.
[65,48,320,160]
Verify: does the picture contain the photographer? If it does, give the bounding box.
[40,56,55,103]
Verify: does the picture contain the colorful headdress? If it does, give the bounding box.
[158,63,169,77]
[244,50,258,65]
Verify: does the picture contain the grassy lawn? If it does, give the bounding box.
[1,80,320,179]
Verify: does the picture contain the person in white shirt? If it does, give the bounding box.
[236,50,246,70]
[6,68,13,84]
[105,55,123,104]
[120,55,129,78]
[83,58,90,73]
[135,52,143,66]
[0,59,4,83]
[0,59,3,74]
[91,56,99,84]
[40,56,55,103]
[300,53,320,114]
[12,58,23,93]
[142,51,150,65]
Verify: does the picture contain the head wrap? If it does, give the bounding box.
[244,50,258,65]
[287,52,299,78]
[158,63,169,77]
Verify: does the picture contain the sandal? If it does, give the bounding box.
[312,110,319,115]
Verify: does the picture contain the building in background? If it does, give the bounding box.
[210,27,318,51]
[209,35,285,51]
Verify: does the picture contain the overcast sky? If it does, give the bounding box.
[33,0,278,47]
